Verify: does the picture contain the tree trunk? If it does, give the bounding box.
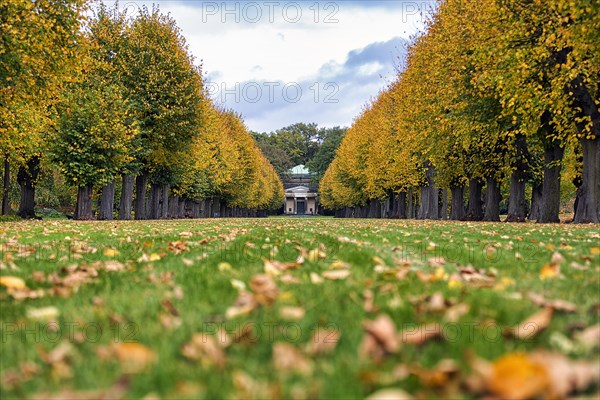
[506,133,530,222]
[17,157,40,219]
[417,163,438,219]
[483,177,501,222]
[98,181,115,220]
[119,174,134,220]
[538,140,564,223]
[161,185,169,219]
[397,191,407,219]
[134,172,148,220]
[507,173,527,222]
[450,186,465,220]
[440,189,448,220]
[417,186,429,219]
[407,188,415,218]
[567,73,600,223]
[75,185,94,220]
[2,157,10,215]
[528,184,543,221]
[169,195,178,219]
[148,183,160,220]
[574,136,600,223]
[464,178,483,221]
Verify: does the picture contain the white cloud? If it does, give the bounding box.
[109,1,432,131]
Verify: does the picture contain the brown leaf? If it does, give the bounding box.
[322,269,351,280]
[363,289,378,312]
[360,314,400,362]
[278,306,305,321]
[399,323,442,345]
[551,251,566,264]
[225,291,257,319]
[249,274,278,306]
[574,324,600,350]
[181,334,226,368]
[426,292,448,312]
[366,388,413,400]
[411,358,460,388]
[528,350,600,398]
[272,342,313,375]
[111,343,156,374]
[264,259,299,276]
[305,327,341,355]
[528,292,577,313]
[167,241,188,254]
[504,307,553,339]
[444,303,470,322]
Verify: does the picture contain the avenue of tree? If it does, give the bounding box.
[1,1,283,220]
[321,0,599,223]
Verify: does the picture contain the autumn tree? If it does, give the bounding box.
[49,40,138,220]
[0,0,86,217]
[120,6,204,220]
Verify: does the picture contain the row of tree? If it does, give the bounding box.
[1,1,283,220]
[321,0,599,223]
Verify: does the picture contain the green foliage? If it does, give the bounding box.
[51,79,138,187]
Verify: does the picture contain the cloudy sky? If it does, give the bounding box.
[117,1,435,132]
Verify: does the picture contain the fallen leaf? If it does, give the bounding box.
[272,342,313,375]
[278,306,305,320]
[425,292,448,312]
[111,343,156,374]
[399,323,442,345]
[360,314,400,361]
[322,270,351,280]
[366,388,413,400]
[0,275,26,289]
[363,289,378,312]
[305,327,340,355]
[504,307,553,339]
[528,292,577,313]
[539,263,560,280]
[249,274,278,306]
[103,248,120,257]
[444,303,470,322]
[218,262,232,272]
[104,261,126,272]
[551,251,566,264]
[488,352,550,399]
[574,324,600,350]
[411,358,460,388]
[27,306,59,321]
[225,291,257,319]
[310,272,323,284]
[527,350,600,399]
[181,334,226,368]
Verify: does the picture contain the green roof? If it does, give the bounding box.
[289,164,311,175]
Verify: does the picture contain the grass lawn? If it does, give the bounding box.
[1,218,599,399]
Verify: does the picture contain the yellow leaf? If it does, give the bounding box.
[539,263,560,280]
[111,343,156,374]
[103,248,120,257]
[218,262,232,272]
[0,276,26,289]
[488,353,549,399]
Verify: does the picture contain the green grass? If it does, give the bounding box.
[0,218,599,398]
